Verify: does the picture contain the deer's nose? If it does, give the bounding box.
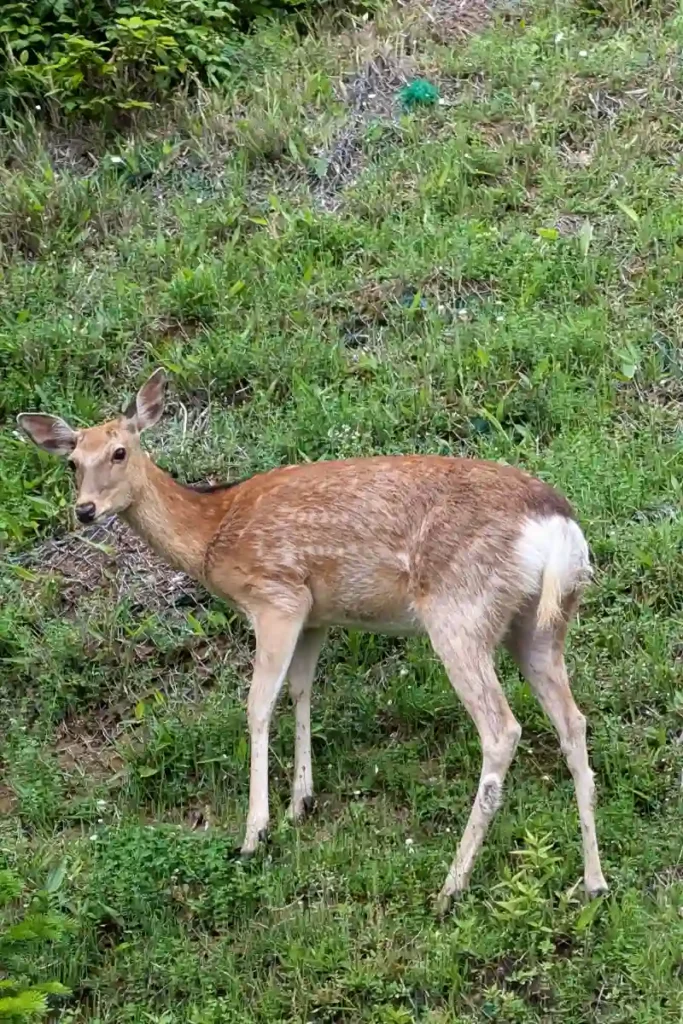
[76,502,96,524]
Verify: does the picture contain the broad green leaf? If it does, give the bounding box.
[579,219,593,257]
[614,198,639,223]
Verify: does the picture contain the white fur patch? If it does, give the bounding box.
[514,515,591,597]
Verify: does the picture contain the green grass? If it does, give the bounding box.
[1,1,682,1020]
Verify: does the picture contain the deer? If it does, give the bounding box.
[17,368,608,912]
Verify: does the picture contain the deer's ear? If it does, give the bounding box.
[17,413,77,456]
[125,368,167,432]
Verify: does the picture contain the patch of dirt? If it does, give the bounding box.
[652,866,683,890]
[0,784,17,814]
[137,802,218,831]
[313,49,416,209]
[54,721,126,782]
[554,214,586,237]
[402,0,494,43]
[643,376,683,413]
[619,253,648,287]
[477,119,528,147]
[423,265,497,305]
[465,953,555,1011]
[15,517,200,617]
[326,267,497,350]
[558,135,596,169]
[616,374,683,436]
[568,77,651,124]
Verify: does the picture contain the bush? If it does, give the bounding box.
[0,0,313,118]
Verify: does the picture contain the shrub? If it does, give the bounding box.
[0,0,315,118]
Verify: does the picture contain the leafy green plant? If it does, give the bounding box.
[0,0,325,117]
[0,1,236,115]
[85,824,268,932]
[489,832,564,943]
[165,262,221,323]
[0,869,70,1021]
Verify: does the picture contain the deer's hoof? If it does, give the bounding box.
[586,879,609,900]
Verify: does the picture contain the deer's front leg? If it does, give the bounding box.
[241,608,305,856]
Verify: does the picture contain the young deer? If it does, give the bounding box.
[18,369,608,911]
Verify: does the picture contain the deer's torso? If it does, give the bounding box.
[198,455,572,632]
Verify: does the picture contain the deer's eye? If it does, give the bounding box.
[112,447,126,463]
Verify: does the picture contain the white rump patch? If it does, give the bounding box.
[515,515,591,598]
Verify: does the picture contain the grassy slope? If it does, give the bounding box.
[1,1,682,1020]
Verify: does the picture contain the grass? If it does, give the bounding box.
[1,0,682,1020]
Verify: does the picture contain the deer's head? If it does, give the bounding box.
[18,369,167,524]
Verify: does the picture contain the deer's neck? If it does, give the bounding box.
[121,457,229,580]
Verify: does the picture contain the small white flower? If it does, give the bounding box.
[496,315,505,322]
[554,31,564,43]
[35,104,41,111]
[196,197,203,204]
[110,155,124,165]
[96,799,107,810]
[89,834,98,842]
[579,49,588,57]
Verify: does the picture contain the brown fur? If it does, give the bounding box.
[199,456,572,630]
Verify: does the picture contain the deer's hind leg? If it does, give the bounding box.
[286,626,327,822]
[505,596,608,898]
[422,598,522,913]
